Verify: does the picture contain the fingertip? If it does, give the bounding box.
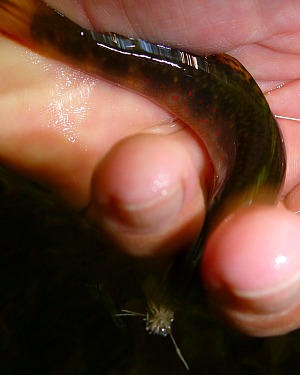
[88,133,206,256]
[201,206,300,335]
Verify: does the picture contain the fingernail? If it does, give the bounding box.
[104,182,184,232]
[232,270,300,314]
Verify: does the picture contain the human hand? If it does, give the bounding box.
[1,0,300,336]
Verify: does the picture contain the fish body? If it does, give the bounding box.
[0,0,285,227]
[0,0,286,334]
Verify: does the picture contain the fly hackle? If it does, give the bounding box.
[115,303,189,370]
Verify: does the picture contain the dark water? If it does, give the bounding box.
[0,165,299,375]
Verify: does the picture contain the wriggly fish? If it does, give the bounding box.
[0,0,286,368]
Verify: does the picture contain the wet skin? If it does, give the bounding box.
[0,0,300,334]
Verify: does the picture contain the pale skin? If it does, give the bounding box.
[1,0,300,337]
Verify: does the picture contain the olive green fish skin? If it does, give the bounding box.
[0,1,286,300]
[27,3,285,227]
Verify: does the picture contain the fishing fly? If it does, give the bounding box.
[116,302,189,371]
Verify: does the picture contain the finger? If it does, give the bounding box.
[285,183,300,213]
[0,35,172,206]
[48,0,300,55]
[86,132,211,256]
[201,205,300,336]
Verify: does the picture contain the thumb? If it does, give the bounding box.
[86,132,210,256]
